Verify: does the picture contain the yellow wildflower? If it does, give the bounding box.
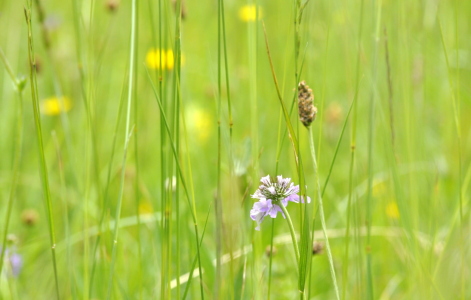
[145,49,184,70]
[165,49,174,70]
[386,201,400,220]
[40,96,72,116]
[239,5,262,22]
[186,106,212,144]
[138,201,153,215]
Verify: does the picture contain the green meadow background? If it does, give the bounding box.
[0,0,470,299]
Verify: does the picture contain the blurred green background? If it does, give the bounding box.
[0,0,470,299]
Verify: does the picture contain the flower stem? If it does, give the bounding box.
[308,126,340,300]
[277,202,300,266]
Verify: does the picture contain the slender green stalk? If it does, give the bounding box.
[172,0,183,297]
[24,3,60,299]
[248,5,261,299]
[220,0,233,135]
[88,72,128,299]
[157,0,168,297]
[182,203,213,300]
[39,0,89,199]
[0,55,24,279]
[342,1,364,298]
[215,0,223,297]
[308,127,340,300]
[262,22,300,171]
[277,202,300,265]
[438,9,464,298]
[452,2,464,296]
[342,0,364,300]
[316,25,330,159]
[51,130,72,297]
[219,0,235,296]
[132,0,143,298]
[342,149,355,300]
[365,1,382,299]
[249,1,259,191]
[106,0,137,296]
[146,67,205,299]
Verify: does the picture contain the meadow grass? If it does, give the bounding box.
[0,0,470,299]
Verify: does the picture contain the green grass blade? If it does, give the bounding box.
[24,3,60,298]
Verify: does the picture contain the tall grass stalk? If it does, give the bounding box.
[278,205,300,266]
[248,0,259,196]
[262,22,312,298]
[218,0,235,296]
[34,0,87,195]
[132,0,143,298]
[315,97,354,297]
[342,1,364,298]
[156,0,168,298]
[248,3,261,299]
[105,0,137,297]
[215,0,223,297]
[292,1,312,295]
[24,3,60,298]
[172,0,183,297]
[437,14,464,299]
[146,68,205,299]
[262,24,300,173]
[0,49,24,280]
[365,1,382,299]
[307,127,340,300]
[452,4,465,296]
[315,24,330,159]
[88,71,128,298]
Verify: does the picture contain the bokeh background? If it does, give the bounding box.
[0,0,470,299]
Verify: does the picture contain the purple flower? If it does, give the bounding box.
[250,175,310,230]
[1,247,23,277]
[9,252,23,277]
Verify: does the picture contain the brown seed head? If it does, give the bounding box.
[298,81,317,127]
[106,0,119,12]
[21,209,39,226]
[265,245,277,257]
[312,241,324,255]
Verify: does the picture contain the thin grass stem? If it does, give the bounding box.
[308,127,340,300]
[105,0,137,296]
[24,3,60,298]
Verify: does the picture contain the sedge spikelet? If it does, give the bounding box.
[298,81,317,127]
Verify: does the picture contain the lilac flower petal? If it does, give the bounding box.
[250,199,275,230]
[277,175,290,187]
[276,205,286,218]
[250,175,309,230]
[285,194,300,203]
[260,175,271,186]
[268,205,282,218]
[287,184,299,195]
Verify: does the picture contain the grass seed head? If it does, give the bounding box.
[298,80,317,127]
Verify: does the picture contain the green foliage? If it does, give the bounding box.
[0,0,470,299]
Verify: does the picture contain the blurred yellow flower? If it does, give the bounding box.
[239,5,262,22]
[138,201,154,215]
[386,201,400,220]
[186,107,212,144]
[145,49,184,70]
[40,96,72,116]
